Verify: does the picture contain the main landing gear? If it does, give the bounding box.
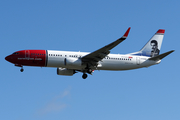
[82,73,88,79]
[82,68,93,79]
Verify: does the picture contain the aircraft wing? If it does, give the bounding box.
[81,27,131,66]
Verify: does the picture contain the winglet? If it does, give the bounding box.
[123,27,131,38]
[156,29,165,34]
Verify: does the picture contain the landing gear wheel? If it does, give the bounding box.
[82,73,88,79]
[20,67,24,72]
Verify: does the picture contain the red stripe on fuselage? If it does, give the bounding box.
[6,50,47,67]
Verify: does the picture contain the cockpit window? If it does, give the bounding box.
[13,52,19,55]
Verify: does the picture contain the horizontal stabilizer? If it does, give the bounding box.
[148,50,174,61]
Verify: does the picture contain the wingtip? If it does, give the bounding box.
[123,27,131,37]
[171,50,175,52]
[156,29,165,34]
[167,50,175,54]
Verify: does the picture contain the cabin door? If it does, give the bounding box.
[136,57,140,65]
[25,50,30,58]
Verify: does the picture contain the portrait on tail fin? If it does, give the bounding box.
[150,40,160,57]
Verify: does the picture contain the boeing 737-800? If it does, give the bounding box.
[5,28,174,79]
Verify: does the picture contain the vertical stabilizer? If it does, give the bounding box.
[131,29,165,57]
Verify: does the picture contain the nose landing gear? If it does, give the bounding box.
[15,64,24,72]
[20,67,24,72]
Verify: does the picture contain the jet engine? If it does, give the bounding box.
[57,68,75,76]
[64,58,82,67]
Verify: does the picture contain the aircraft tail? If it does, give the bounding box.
[131,29,165,57]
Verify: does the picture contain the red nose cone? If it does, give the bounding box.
[5,55,12,62]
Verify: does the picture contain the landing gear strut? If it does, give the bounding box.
[82,73,88,79]
[20,67,24,72]
[87,69,93,74]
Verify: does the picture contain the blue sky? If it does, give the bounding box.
[1,0,179,120]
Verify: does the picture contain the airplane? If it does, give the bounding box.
[5,27,174,79]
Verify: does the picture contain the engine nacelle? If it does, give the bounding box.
[57,68,74,76]
[64,58,82,67]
